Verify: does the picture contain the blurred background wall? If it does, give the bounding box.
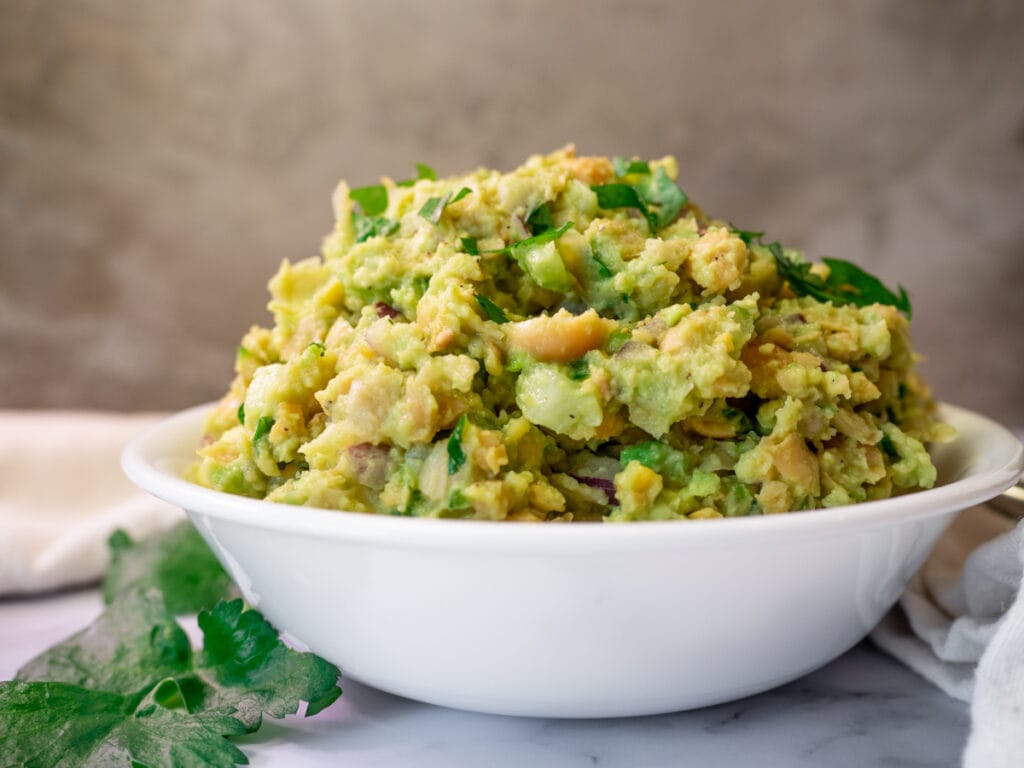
[1,0,1022,422]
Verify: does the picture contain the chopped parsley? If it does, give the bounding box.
[354,215,399,243]
[592,162,687,233]
[104,524,235,615]
[568,358,590,381]
[475,293,508,324]
[419,187,472,224]
[397,162,438,187]
[349,185,388,217]
[612,157,651,177]
[448,488,470,510]
[0,527,341,767]
[484,221,574,257]
[447,414,468,474]
[879,433,900,460]
[525,202,554,235]
[460,236,479,255]
[768,242,912,318]
[730,227,765,246]
[236,403,245,424]
[252,416,274,442]
[350,185,399,242]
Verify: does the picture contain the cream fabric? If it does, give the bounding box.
[0,411,182,595]
[871,504,1024,767]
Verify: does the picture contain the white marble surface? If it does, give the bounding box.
[1,588,969,767]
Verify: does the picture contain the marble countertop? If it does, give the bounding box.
[1,588,969,767]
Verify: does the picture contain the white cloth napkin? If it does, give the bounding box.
[870,503,1024,767]
[0,411,182,596]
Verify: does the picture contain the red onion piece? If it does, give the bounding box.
[572,475,618,505]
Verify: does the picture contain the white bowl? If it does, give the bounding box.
[123,403,1022,718]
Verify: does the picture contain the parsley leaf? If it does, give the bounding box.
[0,680,248,768]
[474,293,508,324]
[396,163,439,187]
[190,599,342,727]
[418,194,449,223]
[568,358,590,381]
[447,414,468,474]
[730,227,764,246]
[612,157,651,177]
[354,214,399,243]
[252,416,273,442]
[5,588,342,766]
[350,185,399,242]
[349,185,388,217]
[483,221,574,257]
[418,187,471,224]
[593,165,687,233]
[635,166,688,229]
[236,402,245,424]
[460,236,479,255]
[104,524,236,615]
[525,202,554,235]
[769,242,912,318]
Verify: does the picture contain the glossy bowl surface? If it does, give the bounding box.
[123,403,1022,717]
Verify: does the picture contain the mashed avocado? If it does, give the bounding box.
[193,147,947,521]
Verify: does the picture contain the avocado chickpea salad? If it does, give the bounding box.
[193,147,950,522]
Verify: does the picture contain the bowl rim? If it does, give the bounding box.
[122,402,1022,552]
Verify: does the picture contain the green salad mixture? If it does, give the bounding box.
[193,147,948,520]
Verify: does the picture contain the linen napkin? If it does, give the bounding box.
[870,502,1024,768]
[0,411,182,596]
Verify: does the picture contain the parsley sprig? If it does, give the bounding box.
[0,523,342,767]
[591,161,688,233]
[447,414,468,474]
[350,184,399,243]
[767,241,912,318]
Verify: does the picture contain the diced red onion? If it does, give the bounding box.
[572,475,618,505]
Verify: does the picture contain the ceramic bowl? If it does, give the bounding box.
[122,403,1022,718]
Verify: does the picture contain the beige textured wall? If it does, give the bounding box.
[2,0,1022,422]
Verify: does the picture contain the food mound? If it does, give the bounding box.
[194,147,946,521]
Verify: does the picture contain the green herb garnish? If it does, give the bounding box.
[612,157,651,177]
[236,403,245,424]
[635,166,687,229]
[879,433,900,460]
[105,524,235,615]
[475,293,508,324]
[461,236,479,255]
[592,165,687,233]
[354,215,399,243]
[568,358,590,381]
[0,528,342,767]
[484,220,574,258]
[447,414,468,474]
[253,416,274,442]
[351,185,399,242]
[448,488,470,510]
[418,195,449,223]
[768,242,912,318]
[349,184,388,216]
[592,253,613,279]
[525,202,554,235]
[397,163,438,187]
[419,187,472,224]
[730,227,765,246]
